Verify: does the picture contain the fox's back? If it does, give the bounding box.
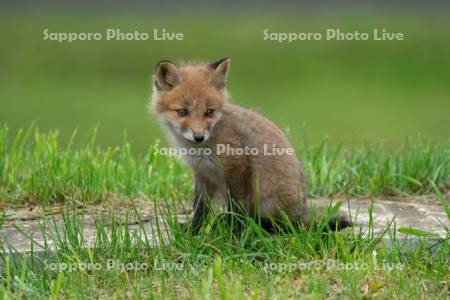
[202,103,308,219]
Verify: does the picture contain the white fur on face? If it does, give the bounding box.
[167,120,214,143]
[182,129,195,142]
[204,128,212,141]
[167,120,196,143]
[167,120,188,141]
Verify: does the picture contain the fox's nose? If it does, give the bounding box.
[193,133,204,142]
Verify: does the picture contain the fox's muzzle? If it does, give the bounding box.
[193,133,205,142]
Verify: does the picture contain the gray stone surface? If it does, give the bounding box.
[0,196,448,253]
[313,196,449,239]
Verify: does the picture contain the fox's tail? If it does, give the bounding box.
[258,211,352,233]
[304,203,353,231]
[321,214,353,231]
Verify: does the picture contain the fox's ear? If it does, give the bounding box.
[154,60,181,91]
[208,58,230,89]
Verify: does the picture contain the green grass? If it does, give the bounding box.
[0,124,448,205]
[0,195,449,298]
[0,125,449,298]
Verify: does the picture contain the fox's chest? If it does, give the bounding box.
[180,146,248,178]
[182,150,222,176]
[182,150,229,205]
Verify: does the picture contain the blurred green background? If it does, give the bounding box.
[0,8,449,152]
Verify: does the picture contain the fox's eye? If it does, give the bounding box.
[176,109,188,117]
[205,108,215,117]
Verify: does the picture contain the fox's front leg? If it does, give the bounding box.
[190,176,215,233]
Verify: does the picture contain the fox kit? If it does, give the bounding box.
[151,58,347,232]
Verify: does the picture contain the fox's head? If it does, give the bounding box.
[151,58,230,143]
